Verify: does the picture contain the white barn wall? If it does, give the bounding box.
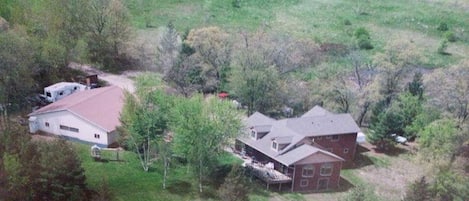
[31,111,110,146]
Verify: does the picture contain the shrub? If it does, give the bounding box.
[437,40,448,55]
[444,31,457,42]
[344,19,352,26]
[358,38,373,50]
[437,22,448,31]
[354,27,370,39]
[232,0,241,8]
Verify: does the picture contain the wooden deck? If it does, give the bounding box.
[246,163,292,184]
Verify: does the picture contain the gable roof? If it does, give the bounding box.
[29,86,124,132]
[238,106,359,166]
[301,105,332,117]
[286,114,361,137]
[276,144,344,166]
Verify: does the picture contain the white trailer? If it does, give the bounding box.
[43,82,87,102]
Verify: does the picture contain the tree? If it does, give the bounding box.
[418,119,464,163]
[170,95,243,193]
[430,167,469,201]
[424,60,469,124]
[87,0,131,69]
[185,27,232,91]
[367,106,403,150]
[229,48,283,116]
[217,165,249,201]
[164,50,205,97]
[403,177,431,201]
[373,40,418,104]
[159,132,173,189]
[120,74,172,172]
[0,31,35,112]
[33,140,88,201]
[156,22,181,74]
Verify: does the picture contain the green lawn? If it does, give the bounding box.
[74,143,281,201]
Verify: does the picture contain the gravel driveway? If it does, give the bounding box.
[69,62,138,93]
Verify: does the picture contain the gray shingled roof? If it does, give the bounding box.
[254,125,272,133]
[276,144,344,166]
[286,114,361,137]
[238,106,360,166]
[301,105,332,117]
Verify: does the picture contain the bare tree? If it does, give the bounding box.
[425,60,469,124]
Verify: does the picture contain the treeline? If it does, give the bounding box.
[0,0,132,112]
[0,123,112,201]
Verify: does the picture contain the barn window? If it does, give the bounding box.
[94,134,100,139]
[302,165,315,177]
[45,122,50,127]
[320,163,333,176]
[60,125,79,133]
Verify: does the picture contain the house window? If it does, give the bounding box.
[317,178,329,190]
[331,135,339,141]
[300,179,309,187]
[251,130,256,139]
[344,148,349,154]
[320,163,333,176]
[94,134,100,139]
[59,125,79,133]
[325,136,332,139]
[45,122,50,127]
[272,141,278,150]
[302,165,315,177]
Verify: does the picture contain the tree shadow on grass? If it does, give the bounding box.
[167,180,192,196]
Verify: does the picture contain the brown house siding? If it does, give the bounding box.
[312,133,357,162]
[292,161,342,192]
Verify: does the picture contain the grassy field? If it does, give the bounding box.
[74,143,291,201]
[126,0,469,69]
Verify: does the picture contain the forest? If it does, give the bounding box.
[1,0,469,200]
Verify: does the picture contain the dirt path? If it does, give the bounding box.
[68,62,139,93]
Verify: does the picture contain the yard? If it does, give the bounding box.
[71,139,429,201]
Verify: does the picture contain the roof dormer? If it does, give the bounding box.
[250,125,272,140]
[271,136,293,151]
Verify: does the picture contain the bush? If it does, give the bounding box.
[232,0,241,8]
[344,19,352,26]
[358,37,374,50]
[444,31,457,42]
[354,27,370,39]
[437,40,448,55]
[437,22,449,31]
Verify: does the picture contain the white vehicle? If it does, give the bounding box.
[42,82,87,102]
[391,133,407,144]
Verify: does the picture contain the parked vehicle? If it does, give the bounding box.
[391,133,407,144]
[42,82,87,102]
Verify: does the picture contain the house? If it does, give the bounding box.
[28,86,124,147]
[235,106,361,192]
